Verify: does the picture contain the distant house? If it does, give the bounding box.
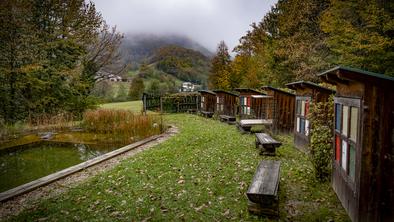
[180,82,195,92]
[95,72,123,82]
[108,74,122,82]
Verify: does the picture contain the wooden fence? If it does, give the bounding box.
[142,93,200,113]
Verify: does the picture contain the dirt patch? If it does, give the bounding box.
[0,126,178,219]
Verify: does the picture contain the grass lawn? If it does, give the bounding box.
[8,114,350,221]
[99,101,143,113]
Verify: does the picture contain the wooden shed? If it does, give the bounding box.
[212,90,238,117]
[318,66,394,222]
[286,81,335,149]
[261,86,296,133]
[198,90,216,117]
[234,88,264,118]
[250,95,274,120]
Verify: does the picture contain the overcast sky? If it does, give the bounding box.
[93,0,277,52]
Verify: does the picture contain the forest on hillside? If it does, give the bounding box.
[208,0,394,90]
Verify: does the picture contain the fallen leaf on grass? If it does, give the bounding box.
[194,204,207,212]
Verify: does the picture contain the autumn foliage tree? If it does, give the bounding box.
[320,0,394,76]
[230,0,393,88]
[0,0,124,123]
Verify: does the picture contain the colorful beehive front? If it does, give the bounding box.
[234,88,264,118]
[319,66,394,222]
[286,81,335,150]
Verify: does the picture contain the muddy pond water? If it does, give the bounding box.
[0,132,129,193]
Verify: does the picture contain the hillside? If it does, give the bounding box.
[93,35,213,101]
[121,33,213,69]
[149,45,211,85]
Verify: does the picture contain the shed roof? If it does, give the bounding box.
[234,88,264,95]
[261,86,295,96]
[212,89,239,97]
[318,66,394,85]
[251,95,273,99]
[286,81,335,94]
[198,90,216,95]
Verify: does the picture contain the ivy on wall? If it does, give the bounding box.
[308,96,334,182]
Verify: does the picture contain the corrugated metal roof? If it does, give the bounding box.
[251,95,272,99]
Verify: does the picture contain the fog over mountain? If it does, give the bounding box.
[120,33,213,67]
[93,0,277,52]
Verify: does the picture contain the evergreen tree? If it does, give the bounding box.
[208,41,231,90]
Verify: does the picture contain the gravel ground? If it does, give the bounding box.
[0,126,178,219]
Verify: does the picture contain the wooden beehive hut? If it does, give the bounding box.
[198,90,216,117]
[234,88,264,118]
[286,81,335,149]
[212,90,238,117]
[261,86,295,133]
[250,95,274,120]
[318,66,394,222]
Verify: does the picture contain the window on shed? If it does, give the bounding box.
[334,97,360,182]
[335,104,341,131]
[350,107,358,142]
[295,97,310,136]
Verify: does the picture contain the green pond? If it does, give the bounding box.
[0,140,124,193]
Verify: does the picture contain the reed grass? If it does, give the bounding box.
[27,112,78,131]
[82,109,163,143]
[0,113,78,141]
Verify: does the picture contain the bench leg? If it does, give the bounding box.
[255,139,260,149]
[260,145,276,156]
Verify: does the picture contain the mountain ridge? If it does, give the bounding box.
[120,33,213,69]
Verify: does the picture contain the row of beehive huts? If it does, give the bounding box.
[199,87,295,133]
[198,66,394,222]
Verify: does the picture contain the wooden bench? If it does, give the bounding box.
[200,111,214,118]
[255,133,282,156]
[237,119,273,133]
[247,160,281,217]
[219,115,236,124]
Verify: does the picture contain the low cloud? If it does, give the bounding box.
[93,0,277,52]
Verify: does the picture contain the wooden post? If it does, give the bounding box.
[143,94,147,115]
[160,96,163,114]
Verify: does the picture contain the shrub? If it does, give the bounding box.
[308,96,334,182]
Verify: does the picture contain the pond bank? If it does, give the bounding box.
[0,126,178,219]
